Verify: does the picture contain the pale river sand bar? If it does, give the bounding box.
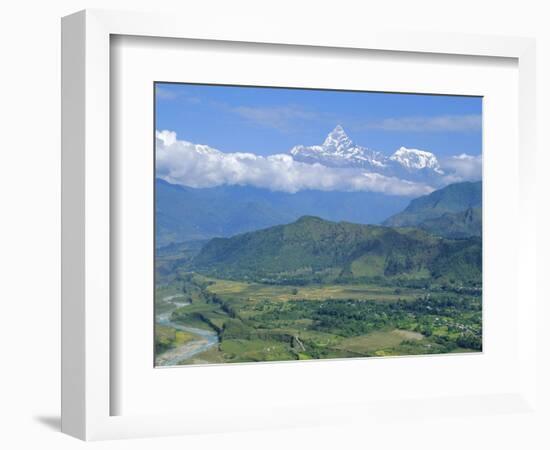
[155,297,219,366]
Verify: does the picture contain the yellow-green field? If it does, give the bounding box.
[201,276,423,303]
[334,329,424,354]
[155,324,198,348]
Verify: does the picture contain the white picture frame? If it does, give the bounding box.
[61,9,538,441]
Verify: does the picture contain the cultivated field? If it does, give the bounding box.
[200,276,425,303]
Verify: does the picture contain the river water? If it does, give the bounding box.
[155,297,219,366]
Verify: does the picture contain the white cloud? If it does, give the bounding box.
[364,114,482,133]
[156,130,177,146]
[440,153,482,183]
[156,130,433,197]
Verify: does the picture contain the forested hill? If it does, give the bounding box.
[383,181,482,238]
[191,216,481,285]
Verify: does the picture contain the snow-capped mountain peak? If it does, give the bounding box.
[322,125,353,150]
[389,146,443,174]
[290,125,386,169]
[288,126,448,183]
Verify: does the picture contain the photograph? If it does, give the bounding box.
[154,83,483,366]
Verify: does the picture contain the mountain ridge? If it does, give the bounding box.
[290,125,445,182]
[191,215,482,285]
[383,181,482,238]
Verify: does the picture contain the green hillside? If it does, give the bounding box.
[383,181,482,237]
[415,207,482,239]
[192,216,481,285]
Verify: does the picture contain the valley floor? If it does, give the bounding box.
[155,273,482,366]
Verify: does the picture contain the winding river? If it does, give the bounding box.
[156,297,219,366]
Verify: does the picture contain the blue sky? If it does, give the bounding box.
[155,82,482,158]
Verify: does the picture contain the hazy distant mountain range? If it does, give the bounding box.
[155,179,410,247]
[156,179,482,247]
